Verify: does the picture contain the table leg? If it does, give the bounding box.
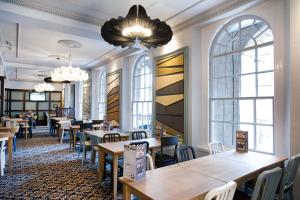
[112,154,118,200]
[151,147,159,166]
[98,147,105,180]
[73,128,78,149]
[25,125,27,140]
[123,183,131,200]
[8,137,13,172]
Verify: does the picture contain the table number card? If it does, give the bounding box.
[124,143,147,181]
[236,130,248,152]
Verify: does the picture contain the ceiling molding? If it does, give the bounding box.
[173,0,267,31]
[88,48,139,71]
[0,0,104,25]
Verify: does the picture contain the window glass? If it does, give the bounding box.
[132,55,153,130]
[210,16,274,153]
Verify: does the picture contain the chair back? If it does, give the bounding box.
[176,145,196,163]
[251,167,283,200]
[129,141,150,153]
[204,181,237,200]
[132,131,147,140]
[129,141,153,170]
[208,142,224,155]
[278,153,300,199]
[71,120,83,126]
[160,136,178,156]
[90,134,100,148]
[92,120,103,124]
[80,123,93,131]
[0,137,8,151]
[103,133,121,143]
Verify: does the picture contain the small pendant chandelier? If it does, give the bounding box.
[34,82,55,92]
[101,4,173,49]
[50,40,89,82]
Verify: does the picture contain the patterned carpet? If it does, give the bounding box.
[0,127,116,200]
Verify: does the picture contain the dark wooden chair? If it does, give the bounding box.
[176,145,196,163]
[80,123,93,131]
[102,133,123,186]
[92,120,103,124]
[155,136,178,168]
[129,141,150,153]
[132,131,147,140]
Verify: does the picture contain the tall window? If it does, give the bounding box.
[98,71,106,120]
[209,16,274,153]
[132,55,152,130]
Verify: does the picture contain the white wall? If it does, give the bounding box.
[91,0,294,157]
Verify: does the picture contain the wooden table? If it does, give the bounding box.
[120,150,287,200]
[70,124,102,148]
[10,119,29,139]
[0,132,14,172]
[0,127,12,132]
[98,138,161,200]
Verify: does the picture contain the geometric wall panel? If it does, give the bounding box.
[155,51,186,142]
[106,69,122,125]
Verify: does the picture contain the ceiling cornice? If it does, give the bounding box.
[0,0,104,25]
[173,0,267,32]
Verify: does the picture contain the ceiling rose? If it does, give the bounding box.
[50,40,88,82]
[34,82,55,92]
[101,5,173,49]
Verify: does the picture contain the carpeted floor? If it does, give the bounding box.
[0,127,116,200]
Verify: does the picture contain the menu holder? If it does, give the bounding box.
[236,130,248,152]
[123,143,147,181]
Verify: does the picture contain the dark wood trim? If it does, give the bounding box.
[5,89,62,118]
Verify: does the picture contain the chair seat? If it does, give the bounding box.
[155,153,176,167]
[84,141,92,146]
[105,155,124,168]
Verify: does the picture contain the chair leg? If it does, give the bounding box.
[60,129,64,144]
[82,146,86,165]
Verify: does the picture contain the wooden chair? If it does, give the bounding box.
[80,123,93,131]
[176,145,196,163]
[129,141,153,170]
[277,153,300,200]
[89,134,100,167]
[208,142,224,155]
[235,167,283,200]
[92,120,103,124]
[252,167,282,200]
[102,133,122,184]
[205,181,237,200]
[132,131,147,140]
[0,137,8,176]
[77,131,92,165]
[60,122,70,144]
[155,136,178,168]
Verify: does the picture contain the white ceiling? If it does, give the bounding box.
[0,0,231,82]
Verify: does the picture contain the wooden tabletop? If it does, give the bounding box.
[70,124,101,129]
[98,138,161,154]
[52,117,68,121]
[119,164,226,200]
[9,118,28,123]
[85,130,129,138]
[0,131,14,138]
[120,150,287,200]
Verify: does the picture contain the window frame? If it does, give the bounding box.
[98,70,106,120]
[132,55,153,130]
[209,15,275,154]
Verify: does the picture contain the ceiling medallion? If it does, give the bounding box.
[34,82,55,92]
[50,40,88,82]
[101,5,173,49]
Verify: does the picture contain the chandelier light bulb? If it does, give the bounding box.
[122,18,152,38]
[34,82,55,92]
[50,66,88,82]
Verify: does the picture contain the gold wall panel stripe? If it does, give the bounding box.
[157,54,184,67]
[156,68,183,76]
[107,73,119,84]
[107,79,119,93]
[156,73,184,90]
[156,94,183,107]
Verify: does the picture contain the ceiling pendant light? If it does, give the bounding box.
[34,82,55,92]
[50,40,88,82]
[101,4,173,49]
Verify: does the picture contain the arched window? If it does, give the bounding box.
[98,70,106,120]
[209,16,274,153]
[132,55,153,130]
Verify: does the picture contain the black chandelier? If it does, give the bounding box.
[101,5,173,49]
